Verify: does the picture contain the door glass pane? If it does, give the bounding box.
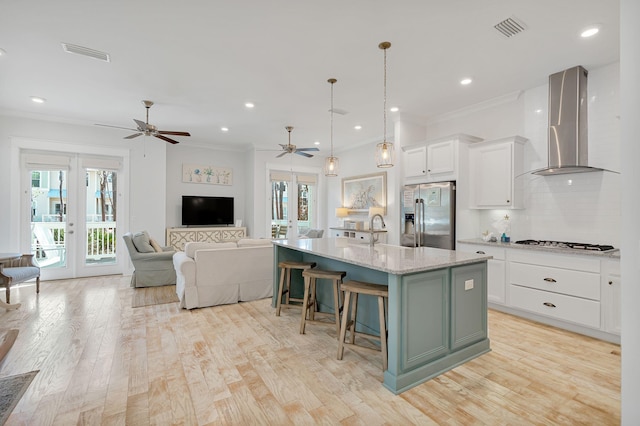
[31,170,67,269]
[271,180,289,238]
[297,183,313,235]
[85,169,117,265]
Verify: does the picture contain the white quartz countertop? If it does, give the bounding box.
[274,238,491,275]
[457,238,620,259]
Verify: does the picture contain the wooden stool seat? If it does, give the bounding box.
[337,280,389,371]
[300,269,346,336]
[275,260,316,316]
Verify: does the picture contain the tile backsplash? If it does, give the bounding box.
[479,171,621,247]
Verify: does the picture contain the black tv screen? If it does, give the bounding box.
[182,196,234,226]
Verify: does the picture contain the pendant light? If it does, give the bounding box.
[324,78,340,176]
[375,41,395,168]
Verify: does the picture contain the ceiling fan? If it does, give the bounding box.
[275,126,319,158]
[96,100,190,144]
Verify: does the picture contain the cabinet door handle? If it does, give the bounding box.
[476,251,486,254]
[506,200,510,203]
[543,278,557,283]
[543,302,556,308]
[608,280,613,285]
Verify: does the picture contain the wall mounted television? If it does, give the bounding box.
[182,196,234,226]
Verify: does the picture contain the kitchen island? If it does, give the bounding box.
[272,238,492,394]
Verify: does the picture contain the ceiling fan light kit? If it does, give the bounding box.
[324,78,339,177]
[96,100,191,145]
[375,41,395,168]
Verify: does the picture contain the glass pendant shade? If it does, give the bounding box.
[324,156,339,176]
[375,141,395,168]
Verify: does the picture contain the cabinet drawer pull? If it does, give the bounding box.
[476,251,486,254]
[543,302,556,308]
[543,278,557,283]
[608,280,613,285]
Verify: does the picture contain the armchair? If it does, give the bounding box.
[1,253,40,309]
[123,231,176,288]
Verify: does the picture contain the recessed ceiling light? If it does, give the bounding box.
[460,78,472,85]
[535,109,543,114]
[314,141,320,146]
[30,96,46,103]
[221,127,229,132]
[354,125,362,130]
[245,102,255,108]
[581,25,601,38]
[390,107,399,112]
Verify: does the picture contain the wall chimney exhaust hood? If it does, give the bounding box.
[533,65,604,175]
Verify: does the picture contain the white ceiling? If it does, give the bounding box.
[0,1,619,154]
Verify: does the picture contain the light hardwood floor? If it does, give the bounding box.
[1,276,620,425]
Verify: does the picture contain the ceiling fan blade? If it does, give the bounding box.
[158,130,191,136]
[154,134,179,144]
[95,123,139,131]
[295,151,314,158]
[296,147,319,152]
[133,119,148,131]
[276,151,288,158]
[124,133,143,139]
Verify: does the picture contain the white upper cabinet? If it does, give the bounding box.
[403,134,482,184]
[403,145,427,178]
[426,140,456,178]
[469,136,527,209]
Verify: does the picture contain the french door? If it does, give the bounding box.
[21,151,125,280]
[269,171,317,238]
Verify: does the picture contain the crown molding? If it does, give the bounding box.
[426,90,523,125]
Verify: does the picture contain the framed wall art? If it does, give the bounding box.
[341,172,386,214]
[182,163,233,185]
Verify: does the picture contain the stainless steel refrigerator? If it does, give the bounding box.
[401,181,456,249]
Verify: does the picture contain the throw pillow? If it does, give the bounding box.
[132,231,155,253]
[149,238,163,253]
[305,229,324,238]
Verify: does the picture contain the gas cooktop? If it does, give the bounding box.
[514,239,616,252]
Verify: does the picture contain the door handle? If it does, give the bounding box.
[68,230,74,234]
[543,278,557,283]
[476,251,486,254]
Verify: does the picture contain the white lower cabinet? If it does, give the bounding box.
[458,241,620,342]
[508,250,601,329]
[602,260,621,335]
[457,243,506,305]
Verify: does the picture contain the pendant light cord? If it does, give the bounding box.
[383,46,387,144]
[330,79,334,156]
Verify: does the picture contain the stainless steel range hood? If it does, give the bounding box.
[533,65,604,175]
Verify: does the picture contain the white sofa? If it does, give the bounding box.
[173,238,273,309]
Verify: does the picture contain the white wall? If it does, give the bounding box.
[164,144,247,237]
[325,141,402,245]
[422,62,621,246]
[250,149,325,239]
[620,0,639,422]
[0,115,166,262]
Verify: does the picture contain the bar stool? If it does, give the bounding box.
[275,260,316,316]
[337,280,389,371]
[300,269,347,336]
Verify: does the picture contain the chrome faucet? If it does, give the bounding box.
[369,213,386,246]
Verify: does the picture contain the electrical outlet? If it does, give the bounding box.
[464,279,474,291]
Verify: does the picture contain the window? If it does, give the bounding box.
[31,171,41,187]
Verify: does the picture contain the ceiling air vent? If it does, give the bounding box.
[61,43,110,62]
[494,17,527,38]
